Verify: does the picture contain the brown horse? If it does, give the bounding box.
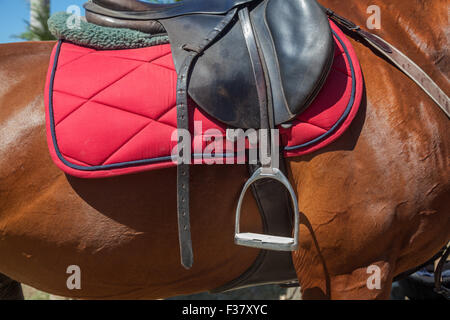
[0,0,448,299]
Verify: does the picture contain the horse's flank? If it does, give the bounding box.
[0,0,449,299]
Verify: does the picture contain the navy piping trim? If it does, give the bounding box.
[48,30,357,172]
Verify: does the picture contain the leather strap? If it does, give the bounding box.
[434,244,450,299]
[215,8,299,292]
[323,7,450,119]
[175,9,239,269]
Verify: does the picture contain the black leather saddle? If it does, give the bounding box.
[84,0,334,269]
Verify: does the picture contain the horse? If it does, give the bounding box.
[0,0,448,299]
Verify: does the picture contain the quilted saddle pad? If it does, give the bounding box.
[45,20,363,178]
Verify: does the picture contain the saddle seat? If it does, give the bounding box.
[89,0,253,14]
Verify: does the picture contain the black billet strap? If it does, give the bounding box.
[176,54,193,270]
[176,8,239,270]
[238,7,273,160]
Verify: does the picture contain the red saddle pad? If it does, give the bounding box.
[45,20,363,178]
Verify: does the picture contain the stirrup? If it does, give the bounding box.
[235,166,299,251]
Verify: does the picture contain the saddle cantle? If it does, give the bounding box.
[83,0,335,269]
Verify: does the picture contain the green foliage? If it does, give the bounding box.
[15,1,56,41]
